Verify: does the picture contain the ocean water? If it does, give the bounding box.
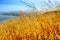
[0,15,18,22]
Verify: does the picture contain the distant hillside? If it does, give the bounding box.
[0,11,20,16]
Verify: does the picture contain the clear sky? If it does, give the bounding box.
[0,0,60,12]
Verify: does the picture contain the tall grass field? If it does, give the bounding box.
[0,11,60,40]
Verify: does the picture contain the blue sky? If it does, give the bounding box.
[0,0,60,12]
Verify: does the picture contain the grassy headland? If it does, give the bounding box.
[0,11,60,40]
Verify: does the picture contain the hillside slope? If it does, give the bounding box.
[0,11,60,40]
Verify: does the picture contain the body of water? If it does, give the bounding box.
[0,15,18,22]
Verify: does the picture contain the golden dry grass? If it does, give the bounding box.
[0,11,60,40]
